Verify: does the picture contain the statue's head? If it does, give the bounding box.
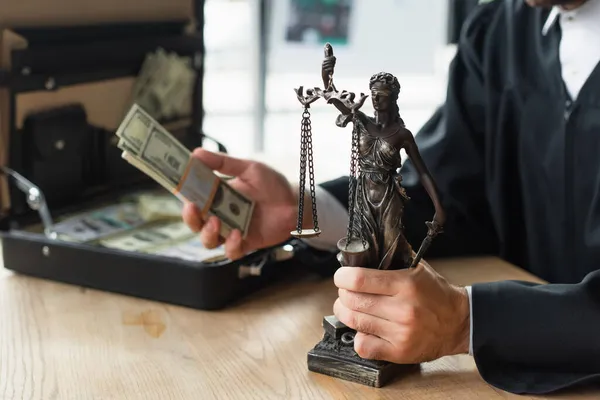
[368,72,400,114]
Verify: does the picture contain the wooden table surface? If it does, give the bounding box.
[1,251,598,400]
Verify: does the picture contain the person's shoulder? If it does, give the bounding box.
[458,0,547,60]
[463,0,504,29]
[463,0,549,37]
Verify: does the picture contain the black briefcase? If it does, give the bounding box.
[0,1,334,310]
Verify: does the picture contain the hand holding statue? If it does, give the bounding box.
[332,260,470,364]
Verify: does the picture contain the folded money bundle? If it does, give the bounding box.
[136,193,184,222]
[131,48,196,121]
[52,203,147,243]
[115,104,255,239]
[148,236,228,263]
[99,221,196,253]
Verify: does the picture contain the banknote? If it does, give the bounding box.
[151,221,195,243]
[137,193,183,222]
[209,181,254,238]
[52,203,147,242]
[158,54,195,119]
[148,236,227,263]
[121,151,174,194]
[161,51,195,119]
[131,52,159,105]
[147,149,252,238]
[99,221,195,252]
[100,230,167,252]
[130,48,197,120]
[116,107,154,155]
[131,49,167,118]
[149,52,184,104]
[120,190,184,222]
[139,126,191,188]
[115,104,255,238]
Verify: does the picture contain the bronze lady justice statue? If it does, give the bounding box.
[293,44,446,388]
[294,43,445,272]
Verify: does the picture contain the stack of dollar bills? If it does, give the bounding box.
[131,48,196,121]
[115,104,255,239]
[49,196,229,263]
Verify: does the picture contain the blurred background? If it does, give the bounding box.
[202,0,480,184]
[0,0,482,216]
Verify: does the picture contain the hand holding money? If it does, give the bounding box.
[182,149,301,261]
[115,104,255,240]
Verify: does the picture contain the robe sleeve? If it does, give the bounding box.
[409,2,600,394]
[472,270,600,394]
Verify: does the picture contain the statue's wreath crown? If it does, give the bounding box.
[369,72,401,95]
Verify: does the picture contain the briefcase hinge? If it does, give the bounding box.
[237,243,296,279]
[0,166,56,239]
[238,253,269,279]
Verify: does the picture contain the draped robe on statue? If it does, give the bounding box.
[337,112,413,270]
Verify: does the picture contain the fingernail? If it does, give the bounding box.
[208,218,216,232]
[230,230,240,244]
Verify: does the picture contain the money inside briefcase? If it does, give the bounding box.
[0,11,311,310]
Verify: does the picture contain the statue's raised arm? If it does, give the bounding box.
[322,43,336,91]
[293,43,369,117]
[293,43,337,109]
[317,43,370,118]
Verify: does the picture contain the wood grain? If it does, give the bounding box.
[0,250,596,399]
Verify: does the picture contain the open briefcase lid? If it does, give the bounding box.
[0,1,325,312]
[0,0,194,28]
[0,0,200,221]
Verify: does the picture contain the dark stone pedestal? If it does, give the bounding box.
[307,315,416,387]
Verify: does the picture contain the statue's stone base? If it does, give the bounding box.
[307,316,417,387]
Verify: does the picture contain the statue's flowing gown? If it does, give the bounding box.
[338,113,414,270]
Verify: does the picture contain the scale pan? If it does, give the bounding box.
[290,229,321,238]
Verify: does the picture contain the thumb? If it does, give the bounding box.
[192,148,250,177]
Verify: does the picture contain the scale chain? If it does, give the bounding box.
[355,118,366,247]
[296,108,309,233]
[350,116,367,248]
[345,116,360,248]
[305,109,319,232]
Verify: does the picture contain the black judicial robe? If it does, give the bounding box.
[317,0,600,395]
